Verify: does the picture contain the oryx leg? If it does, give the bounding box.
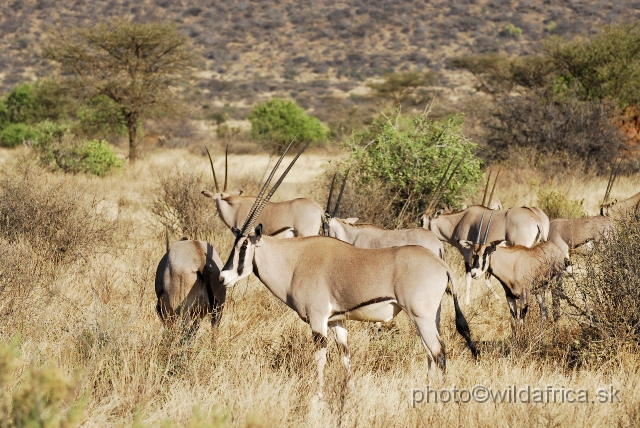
[535,292,549,321]
[329,321,351,377]
[373,322,382,339]
[408,306,446,384]
[464,263,472,305]
[484,272,501,300]
[311,319,329,399]
[519,290,529,330]
[506,295,519,336]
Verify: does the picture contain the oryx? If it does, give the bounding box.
[322,172,444,259]
[218,142,478,397]
[548,216,613,260]
[422,206,547,304]
[419,166,548,304]
[201,146,323,238]
[155,234,225,338]
[468,237,569,331]
[599,159,640,217]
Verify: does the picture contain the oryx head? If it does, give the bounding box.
[458,209,503,278]
[201,145,244,201]
[220,140,309,288]
[419,156,462,229]
[322,170,349,237]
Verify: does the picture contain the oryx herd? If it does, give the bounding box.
[154,143,629,396]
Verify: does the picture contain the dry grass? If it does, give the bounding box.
[0,146,639,427]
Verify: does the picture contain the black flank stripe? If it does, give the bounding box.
[332,297,395,316]
[237,239,248,275]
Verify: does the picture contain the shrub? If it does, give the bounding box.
[537,184,586,219]
[53,139,124,176]
[0,166,117,266]
[367,71,437,105]
[5,82,35,123]
[0,123,40,147]
[149,166,220,240]
[0,339,85,427]
[333,110,483,228]
[32,122,124,176]
[248,98,328,153]
[560,215,640,366]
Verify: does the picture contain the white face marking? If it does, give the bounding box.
[220,237,254,287]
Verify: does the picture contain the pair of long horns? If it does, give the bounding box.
[475,209,495,245]
[603,158,622,206]
[481,169,500,208]
[239,139,309,236]
[205,144,228,193]
[326,170,350,218]
[424,156,464,215]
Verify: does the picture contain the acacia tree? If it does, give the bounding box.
[43,21,197,161]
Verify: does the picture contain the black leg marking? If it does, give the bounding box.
[312,332,327,350]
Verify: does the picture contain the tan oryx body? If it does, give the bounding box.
[201,146,323,237]
[325,217,445,259]
[422,205,546,304]
[155,238,225,337]
[217,142,477,397]
[469,240,569,331]
[202,192,323,238]
[601,191,640,217]
[548,216,613,259]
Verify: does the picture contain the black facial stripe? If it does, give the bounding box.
[222,248,236,272]
[236,238,248,275]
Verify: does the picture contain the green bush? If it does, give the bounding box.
[5,82,35,124]
[0,338,85,427]
[248,98,328,153]
[53,139,124,176]
[537,184,586,219]
[0,123,40,147]
[333,110,483,228]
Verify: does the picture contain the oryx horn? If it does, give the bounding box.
[205,146,220,193]
[239,138,297,235]
[332,169,350,218]
[482,209,495,245]
[224,143,229,192]
[603,158,621,206]
[253,141,311,222]
[433,157,464,210]
[475,209,487,244]
[481,170,492,207]
[487,169,500,208]
[425,156,457,215]
[326,173,337,214]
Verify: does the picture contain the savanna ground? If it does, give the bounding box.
[1,144,640,427]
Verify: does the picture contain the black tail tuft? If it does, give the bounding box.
[453,294,479,359]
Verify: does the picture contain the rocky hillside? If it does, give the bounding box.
[1,0,639,128]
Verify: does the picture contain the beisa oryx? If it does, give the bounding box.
[201,145,323,238]
[600,160,640,218]
[219,142,478,397]
[155,232,225,338]
[548,216,613,260]
[420,167,549,305]
[467,215,570,331]
[322,171,446,338]
[322,171,444,259]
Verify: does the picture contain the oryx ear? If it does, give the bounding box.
[344,217,359,224]
[202,190,215,198]
[231,227,241,237]
[434,209,444,217]
[255,224,263,239]
[458,240,473,249]
[238,190,244,196]
[494,240,507,247]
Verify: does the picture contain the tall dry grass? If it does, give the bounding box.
[0,146,638,426]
